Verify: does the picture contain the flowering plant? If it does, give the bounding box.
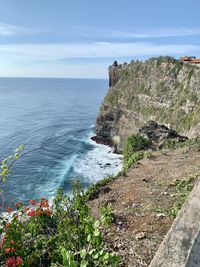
[0,184,120,266]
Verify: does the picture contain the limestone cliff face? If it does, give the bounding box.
[95,56,200,152]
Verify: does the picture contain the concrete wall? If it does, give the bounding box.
[150,179,200,267]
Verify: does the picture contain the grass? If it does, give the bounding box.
[154,174,197,218]
[162,137,200,152]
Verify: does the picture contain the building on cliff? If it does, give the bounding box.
[180,56,200,64]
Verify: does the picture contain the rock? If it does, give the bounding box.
[102,187,111,194]
[157,213,166,219]
[129,248,134,255]
[142,178,149,183]
[117,221,123,226]
[163,191,169,195]
[139,121,188,146]
[169,179,179,186]
[135,232,146,240]
[132,203,140,208]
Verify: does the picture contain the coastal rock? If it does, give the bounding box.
[95,57,200,152]
[139,121,188,146]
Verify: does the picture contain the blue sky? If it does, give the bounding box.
[0,0,200,78]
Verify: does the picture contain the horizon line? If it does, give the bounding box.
[0,76,108,80]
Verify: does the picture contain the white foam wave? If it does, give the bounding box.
[73,134,123,183]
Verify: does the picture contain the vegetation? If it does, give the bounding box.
[122,151,144,174]
[154,175,197,218]
[0,149,120,267]
[0,184,120,267]
[123,135,151,164]
[0,145,25,186]
[86,175,118,201]
[143,149,153,159]
[162,137,200,151]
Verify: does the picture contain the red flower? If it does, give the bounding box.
[11,248,16,252]
[39,200,49,208]
[7,207,13,213]
[36,209,43,216]
[0,237,6,247]
[44,209,52,216]
[5,247,11,253]
[15,202,23,208]
[24,206,30,211]
[10,240,15,245]
[5,256,23,266]
[6,222,10,228]
[16,256,23,266]
[29,199,36,205]
[27,209,35,216]
[5,257,15,266]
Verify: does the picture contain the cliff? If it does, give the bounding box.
[95,56,200,152]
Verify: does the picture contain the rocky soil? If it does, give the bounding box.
[89,146,200,266]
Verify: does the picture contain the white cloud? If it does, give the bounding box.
[0,42,199,60]
[0,23,46,36]
[110,28,200,39]
[73,26,200,39]
[0,41,200,78]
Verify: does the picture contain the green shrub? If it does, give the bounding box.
[100,205,115,227]
[86,175,116,201]
[122,151,144,173]
[123,135,151,164]
[0,184,120,266]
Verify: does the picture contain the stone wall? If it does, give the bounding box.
[150,178,200,267]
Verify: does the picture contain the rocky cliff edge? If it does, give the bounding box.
[95,56,200,152]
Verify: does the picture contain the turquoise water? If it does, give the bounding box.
[0,78,122,208]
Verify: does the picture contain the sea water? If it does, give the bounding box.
[0,78,122,208]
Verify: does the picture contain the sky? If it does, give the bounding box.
[0,0,200,78]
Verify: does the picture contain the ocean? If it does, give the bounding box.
[0,78,122,208]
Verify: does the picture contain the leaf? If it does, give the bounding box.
[80,248,86,259]
[80,260,88,267]
[94,220,100,228]
[88,249,95,255]
[94,229,100,237]
[92,253,99,259]
[87,234,92,242]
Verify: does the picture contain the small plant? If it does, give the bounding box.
[153,204,181,218]
[154,175,197,219]
[100,205,115,227]
[0,145,25,185]
[168,203,182,218]
[86,175,116,201]
[122,151,144,173]
[144,149,153,159]
[160,149,167,155]
[162,139,181,149]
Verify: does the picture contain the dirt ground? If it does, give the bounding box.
[89,147,200,267]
